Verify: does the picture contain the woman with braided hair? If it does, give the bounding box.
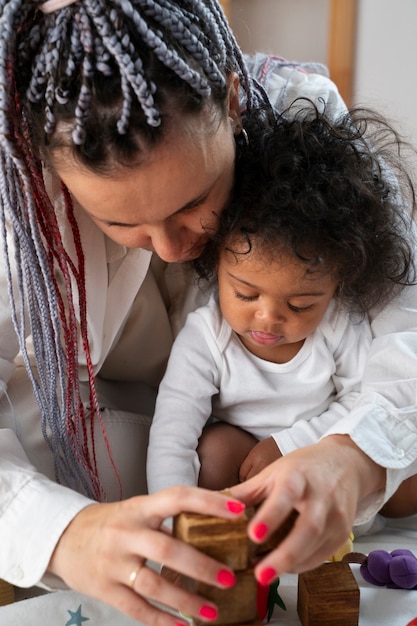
[0,0,416,623]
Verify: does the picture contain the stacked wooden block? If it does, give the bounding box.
[173,508,297,626]
[173,506,360,626]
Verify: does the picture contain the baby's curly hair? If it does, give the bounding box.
[193,100,417,316]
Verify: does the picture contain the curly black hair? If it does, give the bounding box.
[193,100,417,316]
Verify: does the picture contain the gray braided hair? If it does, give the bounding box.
[0,0,270,498]
[16,0,265,168]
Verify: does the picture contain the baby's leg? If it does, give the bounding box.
[380,475,417,518]
[197,422,257,490]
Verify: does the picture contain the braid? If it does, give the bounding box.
[0,13,109,496]
[0,0,270,497]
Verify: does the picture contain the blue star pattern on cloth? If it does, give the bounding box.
[66,604,90,625]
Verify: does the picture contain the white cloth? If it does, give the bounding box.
[147,296,372,495]
[0,54,417,593]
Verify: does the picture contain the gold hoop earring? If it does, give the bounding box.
[240,128,249,146]
[235,127,249,147]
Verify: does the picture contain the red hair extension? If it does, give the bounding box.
[8,60,121,500]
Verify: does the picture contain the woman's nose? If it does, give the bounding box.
[147,224,195,263]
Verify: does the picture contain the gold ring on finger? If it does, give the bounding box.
[129,561,144,589]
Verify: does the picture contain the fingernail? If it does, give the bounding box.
[253,522,268,541]
[217,569,236,587]
[226,500,245,514]
[258,566,277,586]
[199,605,218,620]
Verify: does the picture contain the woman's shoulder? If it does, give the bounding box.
[245,52,347,118]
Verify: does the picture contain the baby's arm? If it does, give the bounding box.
[147,309,220,493]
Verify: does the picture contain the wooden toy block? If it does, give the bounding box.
[249,508,298,558]
[173,506,298,626]
[0,579,14,606]
[174,510,250,570]
[191,568,259,625]
[297,562,359,626]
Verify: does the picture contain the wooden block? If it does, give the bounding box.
[174,510,250,570]
[0,579,14,606]
[249,509,298,561]
[191,568,258,625]
[297,562,359,626]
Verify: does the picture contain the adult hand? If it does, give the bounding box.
[48,486,245,626]
[239,436,282,482]
[229,434,385,583]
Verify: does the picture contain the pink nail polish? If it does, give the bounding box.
[217,569,236,587]
[253,522,268,541]
[258,566,277,586]
[199,605,218,621]
[226,500,245,514]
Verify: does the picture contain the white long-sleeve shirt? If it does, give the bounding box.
[147,296,373,492]
[1,55,417,589]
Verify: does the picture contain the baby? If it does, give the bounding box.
[147,102,416,520]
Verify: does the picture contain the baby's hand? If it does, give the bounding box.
[239,437,282,482]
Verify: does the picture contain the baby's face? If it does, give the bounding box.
[217,242,339,363]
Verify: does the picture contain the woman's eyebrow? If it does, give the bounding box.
[172,190,210,215]
[99,191,212,228]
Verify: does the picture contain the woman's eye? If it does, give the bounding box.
[234,290,258,302]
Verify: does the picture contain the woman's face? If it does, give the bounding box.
[51,85,240,263]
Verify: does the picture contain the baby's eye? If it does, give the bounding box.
[288,303,313,313]
[234,290,258,302]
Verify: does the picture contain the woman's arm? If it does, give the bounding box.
[230,434,385,579]
[0,429,93,587]
[324,281,417,508]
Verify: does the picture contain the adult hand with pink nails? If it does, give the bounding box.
[229,435,385,583]
[48,486,244,626]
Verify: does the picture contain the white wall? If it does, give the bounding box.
[230,0,329,63]
[353,0,417,147]
[230,0,417,149]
